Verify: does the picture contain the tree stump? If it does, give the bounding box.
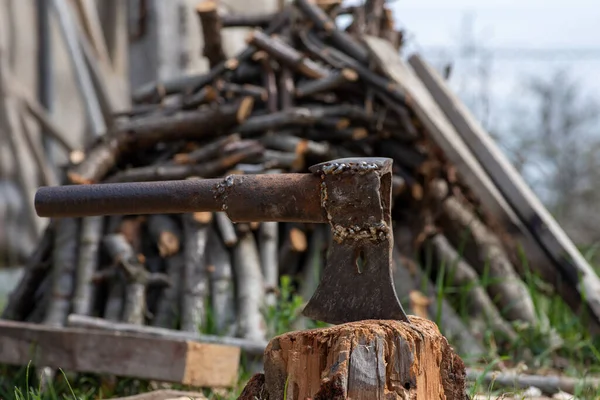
[238,316,467,400]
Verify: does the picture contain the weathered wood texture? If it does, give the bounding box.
[408,53,600,331]
[250,317,467,400]
[0,319,240,388]
[109,390,208,400]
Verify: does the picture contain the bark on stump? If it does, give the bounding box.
[239,316,467,400]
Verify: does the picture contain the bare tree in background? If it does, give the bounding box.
[501,69,600,245]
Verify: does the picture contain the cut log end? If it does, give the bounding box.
[157,231,180,257]
[195,0,218,13]
[341,68,359,82]
[225,58,240,70]
[289,227,307,252]
[247,316,467,400]
[193,211,213,224]
[69,150,86,165]
[67,172,93,185]
[237,97,255,123]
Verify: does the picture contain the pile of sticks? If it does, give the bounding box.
[1,0,565,360]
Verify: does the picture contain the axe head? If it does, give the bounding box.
[302,157,410,325]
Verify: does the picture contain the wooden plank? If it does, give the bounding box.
[0,319,240,388]
[66,314,268,356]
[109,390,208,400]
[408,53,600,327]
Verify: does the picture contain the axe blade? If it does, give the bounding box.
[302,234,409,324]
[301,157,410,325]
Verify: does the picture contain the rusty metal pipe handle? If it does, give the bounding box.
[35,173,326,223]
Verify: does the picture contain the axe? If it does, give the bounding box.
[34,157,409,325]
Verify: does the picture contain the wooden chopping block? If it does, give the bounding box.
[238,316,467,399]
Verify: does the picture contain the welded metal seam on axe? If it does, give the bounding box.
[301,158,410,324]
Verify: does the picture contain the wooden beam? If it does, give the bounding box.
[408,53,600,330]
[66,314,268,356]
[0,319,240,388]
[361,35,600,335]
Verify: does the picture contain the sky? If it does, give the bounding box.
[384,0,600,130]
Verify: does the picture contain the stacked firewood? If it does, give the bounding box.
[2,0,563,360]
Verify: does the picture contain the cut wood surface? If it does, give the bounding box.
[0,319,240,388]
[408,53,600,329]
[250,316,467,400]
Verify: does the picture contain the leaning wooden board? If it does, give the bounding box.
[408,53,600,328]
[0,319,240,388]
[361,35,600,333]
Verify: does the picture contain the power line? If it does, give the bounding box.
[415,46,600,61]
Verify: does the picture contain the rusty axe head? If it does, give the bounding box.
[302,157,410,325]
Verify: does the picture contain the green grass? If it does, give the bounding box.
[4,248,600,399]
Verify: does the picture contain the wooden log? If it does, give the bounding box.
[152,253,183,329]
[173,133,241,165]
[73,215,103,316]
[259,221,279,307]
[12,82,76,153]
[465,368,600,396]
[425,233,518,344]
[244,317,468,399]
[181,212,212,332]
[103,275,125,321]
[0,319,240,388]
[293,0,370,65]
[292,224,328,330]
[295,68,358,99]
[364,0,385,36]
[233,229,267,341]
[430,179,539,326]
[103,234,168,325]
[18,109,57,187]
[246,30,329,79]
[214,211,238,247]
[72,0,112,67]
[51,0,106,138]
[1,223,54,321]
[44,217,80,327]
[278,65,295,110]
[105,140,264,183]
[221,12,274,28]
[147,214,182,258]
[196,0,226,69]
[393,224,487,359]
[206,230,236,336]
[278,224,308,276]
[68,97,254,184]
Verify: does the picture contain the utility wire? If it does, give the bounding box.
[416,46,600,61]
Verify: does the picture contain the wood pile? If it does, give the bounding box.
[3,0,600,368]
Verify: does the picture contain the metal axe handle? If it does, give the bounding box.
[35,173,326,223]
